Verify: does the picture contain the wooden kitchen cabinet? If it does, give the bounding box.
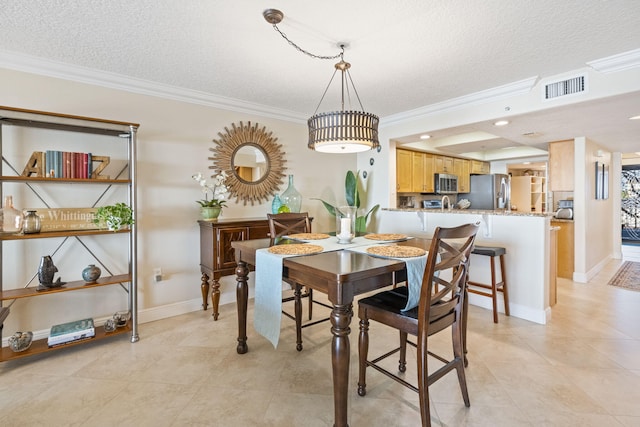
[454,158,470,192]
[396,149,412,192]
[470,160,490,174]
[199,218,269,319]
[434,155,454,174]
[551,220,574,279]
[548,140,574,191]
[411,151,434,193]
[397,149,434,193]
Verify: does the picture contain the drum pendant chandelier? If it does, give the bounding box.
[263,9,379,153]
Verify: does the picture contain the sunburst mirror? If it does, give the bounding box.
[209,121,286,205]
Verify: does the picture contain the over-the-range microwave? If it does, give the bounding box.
[434,173,458,194]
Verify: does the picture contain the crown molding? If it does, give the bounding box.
[587,48,640,74]
[381,76,538,128]
[0,49,307,123]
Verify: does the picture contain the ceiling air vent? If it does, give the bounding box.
[544,75,586,100]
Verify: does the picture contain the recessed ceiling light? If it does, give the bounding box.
[494,120,509,126]
[419,134,431,140]
[630,115,640,120]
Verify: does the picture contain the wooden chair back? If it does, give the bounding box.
[418,223,479,338]
[266,212,312,242]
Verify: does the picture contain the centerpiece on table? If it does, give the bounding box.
[192,171,228,219]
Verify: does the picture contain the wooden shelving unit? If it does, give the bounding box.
[511,176,547,212]
[0,105,139,362]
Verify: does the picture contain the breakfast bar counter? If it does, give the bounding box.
[379,208,555,324]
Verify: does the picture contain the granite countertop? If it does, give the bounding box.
[383,207,554,217]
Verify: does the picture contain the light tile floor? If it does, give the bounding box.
[2,257,640,426]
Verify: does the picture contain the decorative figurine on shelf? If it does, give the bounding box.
[8,331,33,352]
[37,255,66,290]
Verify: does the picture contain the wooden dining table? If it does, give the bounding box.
[231,238,408,427]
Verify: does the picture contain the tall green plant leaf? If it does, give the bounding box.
[345,170,358,207]
[314,170,379,233]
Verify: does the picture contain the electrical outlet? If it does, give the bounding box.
[153,268,162,282]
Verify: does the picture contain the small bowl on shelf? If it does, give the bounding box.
[8,331,33,352]
[104,318,117,333]
[113,311,131,328]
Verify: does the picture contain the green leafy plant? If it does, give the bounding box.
[93,203,134,231]
[313,170,379,234]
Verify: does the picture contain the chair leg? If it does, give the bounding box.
[417,333,431,427]
[294,284,303,351]
[452,321,470,407]
[499,255,510,317]
[462,283,469,367]
[308,288,313,321]
[490,257,499,323]
[399,331,408,373]
[357,315,370,397]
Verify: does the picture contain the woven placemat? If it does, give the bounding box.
[268,244,324,255]
[287,233,331,240]
[364,233,408,241]
[366,245,426,258]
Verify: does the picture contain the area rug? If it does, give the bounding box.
[607,261,640,291]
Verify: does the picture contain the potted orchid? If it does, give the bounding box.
[192,171,229,219]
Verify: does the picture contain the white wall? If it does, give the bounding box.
[0,68,356,335]
[573,137,615,282]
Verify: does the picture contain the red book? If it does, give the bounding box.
[76,153,82,178]
[82,153,89,179]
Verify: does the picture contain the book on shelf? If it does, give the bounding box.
[48,335,95,348]
[48,317,95,346]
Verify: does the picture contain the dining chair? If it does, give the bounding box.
[357,222,479,427]
[266,212,331,351]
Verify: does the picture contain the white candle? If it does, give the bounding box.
[340,217,351,236]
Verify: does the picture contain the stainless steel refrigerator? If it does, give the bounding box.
[464,174,511,210]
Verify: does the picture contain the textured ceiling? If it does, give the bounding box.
[1,0,639,158]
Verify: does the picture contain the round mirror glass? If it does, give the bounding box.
[232,144,269,183]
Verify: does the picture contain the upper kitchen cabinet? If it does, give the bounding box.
[548,140,574,191]
[412,151,434,193]
[434,155,454,174]
[396,149,412,192]
[396,149,434,193]
[470,160,490,174]
[454,158,470,192]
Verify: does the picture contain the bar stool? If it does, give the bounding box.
[468,246,510,323]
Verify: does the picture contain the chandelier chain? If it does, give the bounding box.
[271,24,342,60]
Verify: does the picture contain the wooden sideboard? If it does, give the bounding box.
[198,217,270,320]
